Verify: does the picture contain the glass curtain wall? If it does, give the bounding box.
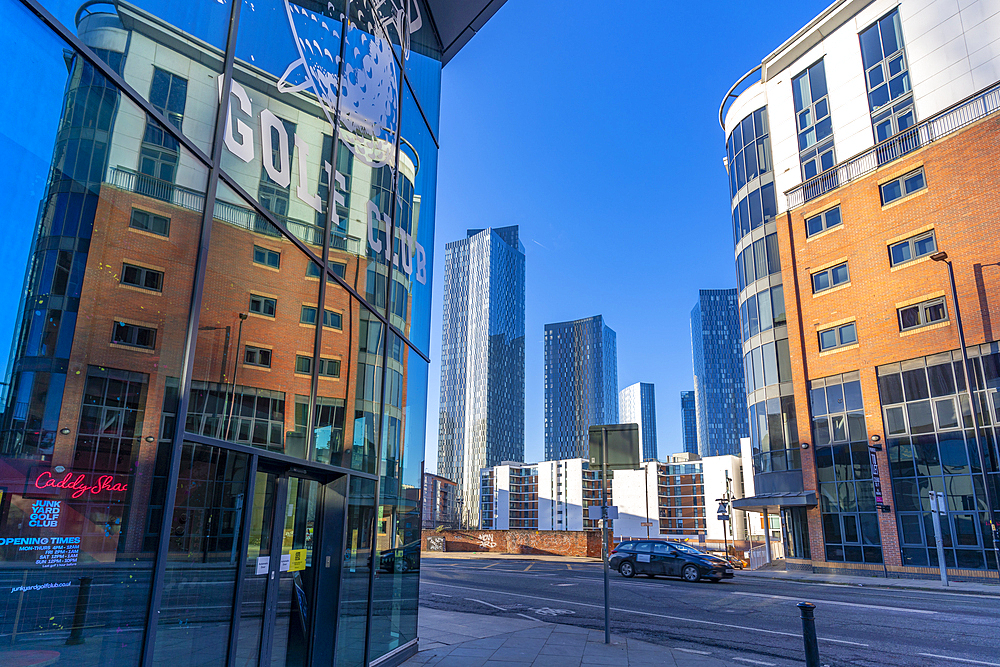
[0,0,441,664]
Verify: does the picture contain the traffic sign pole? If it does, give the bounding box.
[602,426,611,645]
[929,491,949,586]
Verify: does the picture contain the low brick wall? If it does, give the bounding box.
[422,529,602,558]
[785,557,1000,583]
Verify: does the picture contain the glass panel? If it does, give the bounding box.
[233,471,278,667]
[336,476,376,666]
[0,13,206,659]
[272,476,320,667]
[878,373,905,404]
[154,444,251,666]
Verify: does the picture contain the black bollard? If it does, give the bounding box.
[65,576,93,645]
[797,602,820,667]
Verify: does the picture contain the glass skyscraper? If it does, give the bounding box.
[0,0,503,664]
[438,226,525,529]
[681,390,698,455]
[619,381,657,461]
[544,315,618,461]
[691,290,749,456]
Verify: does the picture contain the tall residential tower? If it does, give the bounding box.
[544,316,618,460]
[681,390,698,455]
[691,289,749,457]
[438,226,526,529]
[619,382,657,460]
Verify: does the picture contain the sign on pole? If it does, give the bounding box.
[588,424,640,471]
[928,490,949,586]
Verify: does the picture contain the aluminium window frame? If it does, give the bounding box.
[888,229,936,267]
[243,345,272,368]
[252,244,281,268]
[897,297,948,332]
[818,322,858,351]
[248,294,277,317]
[121,262,164,292]
[880,168,926,205]
[111,321,157,349]
[812,262,850,294]
[805,206,842,237]
[129,207,171,237]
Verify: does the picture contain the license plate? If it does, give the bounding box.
[725,568,734,574]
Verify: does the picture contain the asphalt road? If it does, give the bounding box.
[417,558,1000,667]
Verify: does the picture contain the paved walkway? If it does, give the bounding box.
[401,609,731,667]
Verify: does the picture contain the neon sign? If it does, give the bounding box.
[34,471,128,499]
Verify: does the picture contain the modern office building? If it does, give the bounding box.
[437,226,525,530]
[544,316,618,461]
[0,0,505,664]
[619,381,658,460]
[422,472,457,530]
[481,459,607,531]
[681,390,698,455]
[690,290,749,457]
[723,0,1000,575]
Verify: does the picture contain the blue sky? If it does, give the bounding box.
[423,0,831,472]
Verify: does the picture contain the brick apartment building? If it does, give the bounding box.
[724,0,1000,575]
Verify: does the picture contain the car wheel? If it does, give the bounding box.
[681,565,700,583]
[619,561,635,578]
[395,558,410,574]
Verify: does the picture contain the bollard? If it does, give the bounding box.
[797,602,820,667]
[65,576,93,645]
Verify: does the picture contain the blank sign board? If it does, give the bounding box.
[588,424,640,471]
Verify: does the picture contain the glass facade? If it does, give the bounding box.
[0,0,472,663]
[619,382,657,461]
[879,347,1000,570]
[437,226,525,529]
[680,390,698,455]
[690,290,748,457]
[544,316,618,461]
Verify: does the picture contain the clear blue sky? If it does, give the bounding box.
[423,0,830,473]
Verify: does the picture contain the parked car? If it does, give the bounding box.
[379,541,420,573]
[672,542,748,570]
[609,539,734,582]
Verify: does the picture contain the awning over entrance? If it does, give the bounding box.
[732,491,817,514]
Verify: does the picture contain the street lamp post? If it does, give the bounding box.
[931,251,1000,571]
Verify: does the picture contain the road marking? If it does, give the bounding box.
[525,563,534,571]
[423,581,867,646]
[430,593,452,597]
[732,591,937,614]
[516,613,538,621]
[676,648,712,655]
[917,654,1000,666]
[465,598,505,611]
[732,658,775,666]
[566,564,572,570]
[554,583,576,587]
[482,563,500,569]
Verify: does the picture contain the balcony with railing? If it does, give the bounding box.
[785,81,1000,208]
[106,167,362,254]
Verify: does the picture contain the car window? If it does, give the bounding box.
[652,543,672,554]
[671,543,702,554]
[634,542,652,553]
[617,541,635,552]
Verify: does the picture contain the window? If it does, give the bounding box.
[860,9,914,152]
[306,261,347,280]
[319,358,341,378]
[249,295,277,317]
[295,355,312,374]
[819,322,857,351]
[812,263,850,293]
[253,245,280,269]
[129,209,170,237]
[881,169,926,205]
[300,306,318,325]
[805,206,841,237]
[323,310,342,329]
[259,116,296,218]
[244,346,272,367]
[121,263,163,292]
[112,322,156,349]
[793,60,835,181]
[898,298,947,332]
[140,68,187,187]
[889,229,936,266]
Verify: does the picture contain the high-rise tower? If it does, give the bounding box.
[619,382,657,461]
[691,289,748,456]
[438,226,525,528]
[680,390,698,455]
[544,315,618,461]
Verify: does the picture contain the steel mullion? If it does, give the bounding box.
[226,453,258,667]
[140,0,243,660]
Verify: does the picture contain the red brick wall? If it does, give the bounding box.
[777,114,1000,566]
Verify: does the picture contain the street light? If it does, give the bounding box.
[931,251,1000,570]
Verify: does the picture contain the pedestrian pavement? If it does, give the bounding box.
[401,608,731,667]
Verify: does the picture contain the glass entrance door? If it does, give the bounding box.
[234,468,346,667]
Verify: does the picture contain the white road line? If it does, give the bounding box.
[676,648,712,655]
[465,598,506,611]
[731,591,937,614]
[423,581,867,647]
[517,613,538,621]
[732,658,776,666]
[430,593,452,597]
[917,654,1000,666]
[554,583,576,587]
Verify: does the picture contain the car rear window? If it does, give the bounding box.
[617,541,635,552]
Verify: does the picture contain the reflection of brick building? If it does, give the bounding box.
[422,472,457,529]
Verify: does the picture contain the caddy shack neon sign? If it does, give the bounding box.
[34,471,128,499]
[217,0,427,285]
